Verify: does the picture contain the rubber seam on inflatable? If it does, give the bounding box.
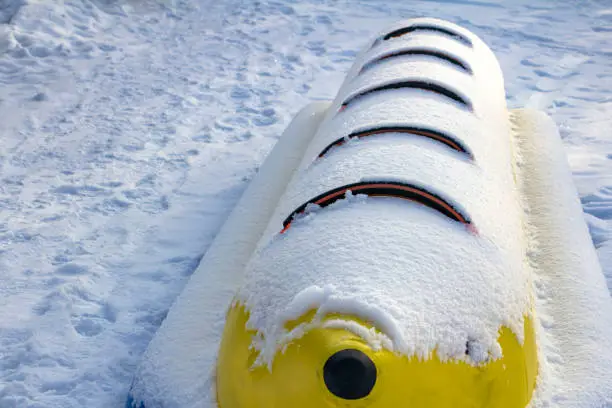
[280,181,472,233]
[379,25,473,47]
[360,49,472,75]
[340,81,473,112]
[316,127,472,159]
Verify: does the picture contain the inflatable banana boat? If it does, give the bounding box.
[127,18,612,408]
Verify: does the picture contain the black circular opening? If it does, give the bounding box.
[323,349,377,400]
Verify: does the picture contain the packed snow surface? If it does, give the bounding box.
[1,0,611,407]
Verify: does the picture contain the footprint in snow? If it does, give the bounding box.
[52,184,111,197]
[581,186,612,221]
[71,301,118,338]
[56,263,88,276]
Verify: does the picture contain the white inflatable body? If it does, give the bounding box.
[127,18,612,408]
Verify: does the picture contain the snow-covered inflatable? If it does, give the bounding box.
[127,18,612,408]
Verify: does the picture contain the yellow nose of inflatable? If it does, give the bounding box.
[216,305,537,408]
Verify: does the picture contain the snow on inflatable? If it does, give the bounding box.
[127,18,612,408]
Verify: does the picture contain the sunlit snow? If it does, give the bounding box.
[0,0,611,407]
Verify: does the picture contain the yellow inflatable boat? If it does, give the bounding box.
[128,18,612,408]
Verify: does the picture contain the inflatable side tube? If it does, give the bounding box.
[512,109,612,407]
[126,101,331,408]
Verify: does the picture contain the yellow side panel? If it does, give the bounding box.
[217,305,537,408]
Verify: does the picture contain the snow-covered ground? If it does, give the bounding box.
[0,0,610,407]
